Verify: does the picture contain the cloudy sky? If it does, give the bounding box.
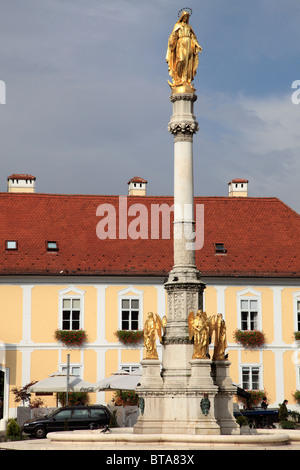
[0,0,300,212]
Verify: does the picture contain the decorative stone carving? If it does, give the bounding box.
[170,93,198,103]
[200,395,211,416]
[168,122,199,142]
[139,397,145,415]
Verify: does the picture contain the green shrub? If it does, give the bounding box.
[236,415,249,427]
[109,409,119,428]
[280,420,296,429]
[290,411,300,423]
[6,419,22,440]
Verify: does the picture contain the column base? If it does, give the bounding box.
[134,358,221,435]
[211,360,239,435]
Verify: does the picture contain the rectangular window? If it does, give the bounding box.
[214,242,227,253]
[242,366,260,390]
[121,365,141,373]
[6,240,18,250]
[240,299,258,330]
[61,365,81,377]
[297,300,300,332]
[55,409,72,421]
[121,299,139,330]
[46,241,58,251]
[90,409,107,419]
[73,409,89,419]
[62,298,81,330]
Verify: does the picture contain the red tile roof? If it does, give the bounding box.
[128,177,148,184]
[8,174,36,180]
[228,178,248,184]
[0,193,299,278]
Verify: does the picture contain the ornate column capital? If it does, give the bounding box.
[168,93,199,141]
[168,122,199,142]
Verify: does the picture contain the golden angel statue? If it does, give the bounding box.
[166,9,202,92]
[188,310,211,359]
[212,313,227,360]
[144,312,166,359]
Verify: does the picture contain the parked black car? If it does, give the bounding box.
[22,405,111,438]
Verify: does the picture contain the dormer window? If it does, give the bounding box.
[46,241,58,251]
[6,240,18,250]
[214,243,227,254]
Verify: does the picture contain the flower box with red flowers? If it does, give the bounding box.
[54,329,87,347]
[234,329,266,348]
[237,389,266,407]
[114,330,144,345]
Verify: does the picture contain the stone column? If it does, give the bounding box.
[163,93,205,385]
[134,92,219,436]
[168,93,199,272]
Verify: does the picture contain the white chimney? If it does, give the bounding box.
[228,178,248,197]
[7,174,36,193]
[128,177,147,196]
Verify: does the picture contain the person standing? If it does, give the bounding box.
[279,399,289,421]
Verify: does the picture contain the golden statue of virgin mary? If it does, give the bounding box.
[166,9,202,93]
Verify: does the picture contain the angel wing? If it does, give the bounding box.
[154,313,163,343]
[143,319,149,343]
[162,315,167,333]
[188,311,195,340]
[208,315,216,336]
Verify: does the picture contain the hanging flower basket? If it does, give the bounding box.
[234,329,266,349]
[293,331,300,341]
[54,329,87,347]
[114,330,144,345]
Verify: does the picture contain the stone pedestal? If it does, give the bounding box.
[138,359,163,388]
[134,359,163,434]
[211,361,239,435]
[186,359,220,434]
[134,358,221,435]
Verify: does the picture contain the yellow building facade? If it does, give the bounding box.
[1,278,300,428]
[0,185,299,429]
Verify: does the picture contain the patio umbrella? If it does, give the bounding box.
[93,370,142,391]
[28,372,95,393]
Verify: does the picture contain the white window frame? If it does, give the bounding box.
[293,291,300,333]
[237,287,262,331]
[296,365,300,391]
[58,285,85,331]
[60,363,83,378]
[120,363,141,373]
[240,364,263,390]
[118,286,144,331]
